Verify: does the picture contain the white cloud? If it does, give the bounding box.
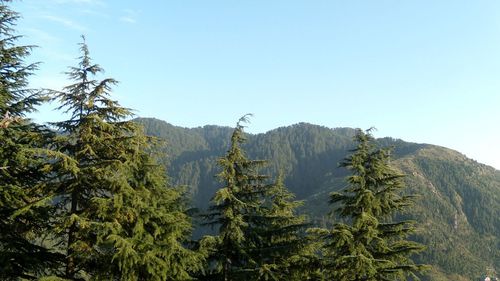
[120,16,136,24]
[29,73,67,90]
[43,49,75,63]
[81,9,109,18]
[19,28,73,63]
[22,28,62,45]
[42,15,88,32]
[119,9,139,24]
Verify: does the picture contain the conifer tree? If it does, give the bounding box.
[251,175,321,281]
[322,129,426,280]
[0,0,66,278]
[202,115,266,281]
[48,37,204,280]
[202,116,315,281]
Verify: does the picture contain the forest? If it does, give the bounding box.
[0,1,498,280]
[135,118,500,281]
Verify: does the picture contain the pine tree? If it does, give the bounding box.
[202,116,316,281]
[48,37,204,280]
[251,175,321,281]
[322,129,426,280]
[0,0,66,278]
[201,115,266,281]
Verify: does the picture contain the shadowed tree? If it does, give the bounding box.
[322,129,427,280]
[201,115,317,281]
[0,0,67,278]
[201,115,266,281]
[250,175,321,280]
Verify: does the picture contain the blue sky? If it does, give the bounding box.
[11,0,500,169]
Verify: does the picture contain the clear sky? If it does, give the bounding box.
[11,0,500,169]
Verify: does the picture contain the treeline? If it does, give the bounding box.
[136,118,500,280]
[0,1,426,280]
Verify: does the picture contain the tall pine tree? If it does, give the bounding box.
[0,0,66,278]
[322,129,426,281]
[202,115,266,281]
[202,115,315,281]
[47,37,205,280]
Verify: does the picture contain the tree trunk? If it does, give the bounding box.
[65,189,78,279]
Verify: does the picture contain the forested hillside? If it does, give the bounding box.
[1,1,498,279]
[136,117,500,281]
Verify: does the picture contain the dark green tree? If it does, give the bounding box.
[48,37,205,280]
[202,116,316,281]
[323,129,426,281]
[201,115,266,281]
[251,175,321,281]
[0,0,67,278]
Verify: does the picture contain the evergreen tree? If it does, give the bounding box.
[202,115,316,281]
[251,175,321,281]
[0,0,66,278]
[322,129,426,280]
[48,37,204,280]
[202,115,266,281]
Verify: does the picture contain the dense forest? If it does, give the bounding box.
[0,1,498,280]
[136,118,500,281]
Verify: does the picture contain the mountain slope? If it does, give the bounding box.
[135,117,499,280]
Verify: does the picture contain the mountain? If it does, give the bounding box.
[135,117,499,281]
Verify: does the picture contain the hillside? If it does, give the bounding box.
[135,117,500,281]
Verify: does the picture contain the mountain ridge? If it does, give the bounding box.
[135,117,489,165]
[135,117,499,281]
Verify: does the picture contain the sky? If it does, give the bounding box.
[10,0,500,169]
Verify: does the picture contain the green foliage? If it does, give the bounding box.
[201,115,268,280]
[399,147,500,279]
[0,0,65,278]
[47,38,205,280]
[201,116,317,280]
[251,176,321,280]
[136,119,356,210]
[138,117,500,280]
[0,1,497,278]
[322,129,426,280]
